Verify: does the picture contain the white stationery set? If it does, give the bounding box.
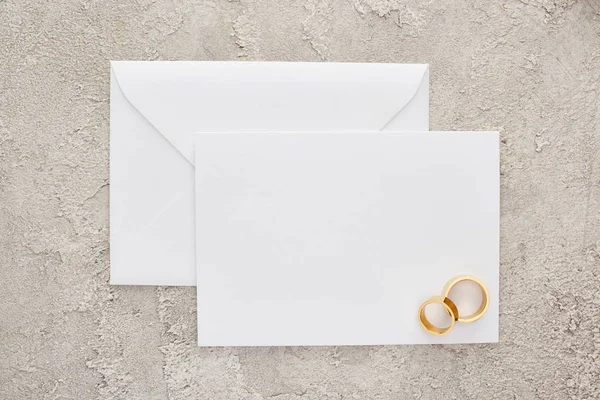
[110,62,499,346]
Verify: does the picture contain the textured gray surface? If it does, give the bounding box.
[1,0,599,399]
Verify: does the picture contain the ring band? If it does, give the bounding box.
[418,295,459,336]
[442,276,490,323]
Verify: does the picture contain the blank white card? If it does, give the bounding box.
[195,132,499,346]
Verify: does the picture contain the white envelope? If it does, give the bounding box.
[195,131,499,346]
[110,62,429,286]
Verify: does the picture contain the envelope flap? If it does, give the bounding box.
[111,61,428,164]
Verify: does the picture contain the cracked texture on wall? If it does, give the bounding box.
[1,0,599,399]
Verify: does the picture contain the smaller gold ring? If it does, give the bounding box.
[418,295,459,336]
[442,276,490,323]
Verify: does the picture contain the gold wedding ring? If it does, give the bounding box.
[442,275,490,323]
[418,295,459,336]
[418,275,490,335]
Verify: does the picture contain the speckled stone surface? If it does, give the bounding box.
[1,1,599,399]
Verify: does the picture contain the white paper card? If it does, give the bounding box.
[195,131,499,346]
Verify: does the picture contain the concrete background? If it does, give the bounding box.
[1,0,599,399]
